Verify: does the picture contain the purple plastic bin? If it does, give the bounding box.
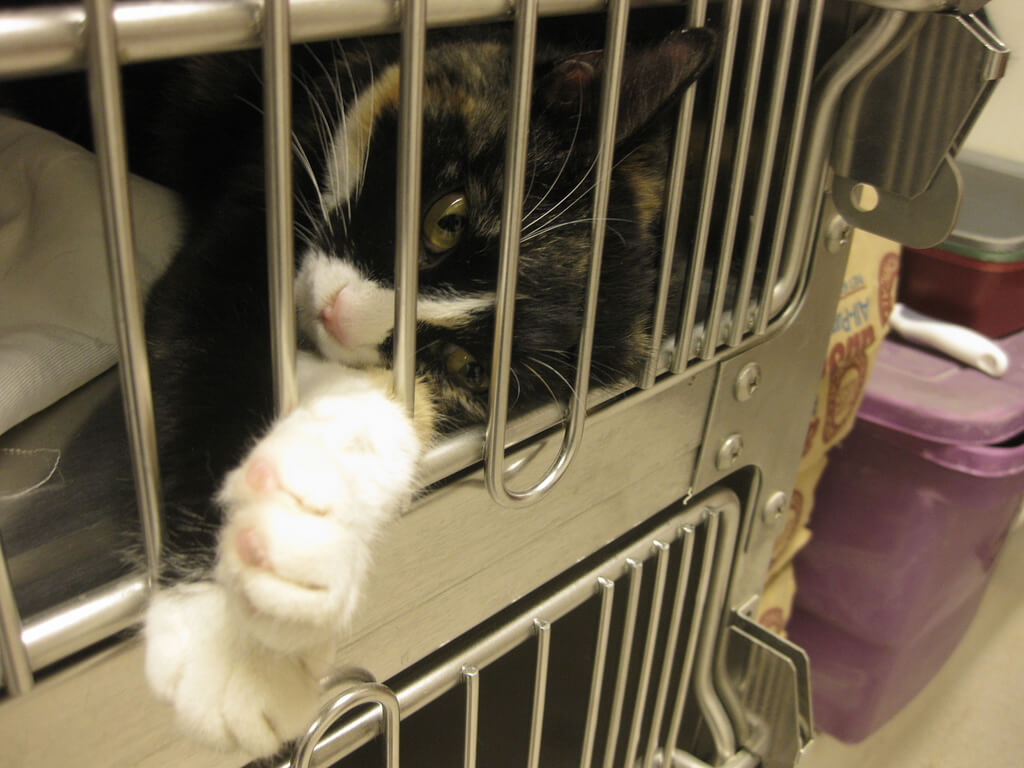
[788,328,1024,743]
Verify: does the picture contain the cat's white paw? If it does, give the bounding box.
[215,380,420,650]
[145,582,328,757]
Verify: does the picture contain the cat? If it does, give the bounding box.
[5,17,715,757]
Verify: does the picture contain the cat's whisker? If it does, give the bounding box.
[359,49,376,202]
[527,356,578,404]
[521,216,633,244]
[510,367,523,408]
[532,349,620,385]
[609,225,629,248]
[523,173,600,241]
[522,154,539,219]
[293,138,329,225]
[313,49,350,238]
[303,53,354,233]
[524,145,643,238]
[341,42,373,202]
[521,362,561,412]
[233,94,263,116]
[295,73,333,161]
[294,76,335,173]
[242,75,334,240]
[521,101,584,228]
[305,45,346,161]
[322,46,352,211]
[522,154,596,237]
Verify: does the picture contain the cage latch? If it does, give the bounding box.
[830,10,1008,248]
[724,609,813,768]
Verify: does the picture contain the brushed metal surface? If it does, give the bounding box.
[275,492,737,768]
[0,366,714,768]
[831,11,1008,246]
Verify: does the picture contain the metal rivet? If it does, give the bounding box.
[734,362,762,402]
[824,214,852,254]
[715,433,744,471]
[763,491,787,524]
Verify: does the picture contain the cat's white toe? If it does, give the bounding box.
[145,582,324,757]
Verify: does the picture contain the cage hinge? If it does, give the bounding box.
[830,10,1009,248]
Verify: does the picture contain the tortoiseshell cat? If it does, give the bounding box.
[9,19,714,756]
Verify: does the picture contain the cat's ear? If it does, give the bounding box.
[535,27,717,143]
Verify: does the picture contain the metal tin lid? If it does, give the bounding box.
[944,152,1024,263]
[858,326,1024,446]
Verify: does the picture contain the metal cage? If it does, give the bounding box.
[0,0,1006,766]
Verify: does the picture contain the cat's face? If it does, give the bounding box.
[295,30,715,425]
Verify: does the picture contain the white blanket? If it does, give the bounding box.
[0,114,182,436]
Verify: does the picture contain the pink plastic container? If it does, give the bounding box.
[788,328,1024,742]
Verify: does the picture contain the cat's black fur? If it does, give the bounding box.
[3,16,716,581]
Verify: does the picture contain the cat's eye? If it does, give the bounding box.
[423,193,468,260]
[445,344,489,393]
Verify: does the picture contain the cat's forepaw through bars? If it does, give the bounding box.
[215,369,421,649]
[145,364,422,755]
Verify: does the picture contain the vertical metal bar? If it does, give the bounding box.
[641,0,708,387]
[623,541,671,768]
[641,526,696,768]
[580,578,615,768]
[728,0,800,347]
[462,665,480,768]
[292,682,400,768]
[764,8,907,326]
[671,0,742,371]
[694,508,739,763]
[602,558,643,768]
[701,0,770,359]
[755,0,825,333]
[527,618,551,768]
[264,0,298,416]
[393,0,426,415]
[663,515,718,757]
[483,0,539,500]
[485,0,629,506]
[0,534,33,696]
[84,0,162,586]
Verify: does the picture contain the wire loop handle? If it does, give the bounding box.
[292,681,401,768]
[484,0,629,507]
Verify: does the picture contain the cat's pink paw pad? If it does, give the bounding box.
[234,525,270,569]
[245,456,279,493]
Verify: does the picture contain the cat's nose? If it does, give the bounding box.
[320,287,355,347]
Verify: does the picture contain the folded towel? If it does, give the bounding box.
[0,114,181,436]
